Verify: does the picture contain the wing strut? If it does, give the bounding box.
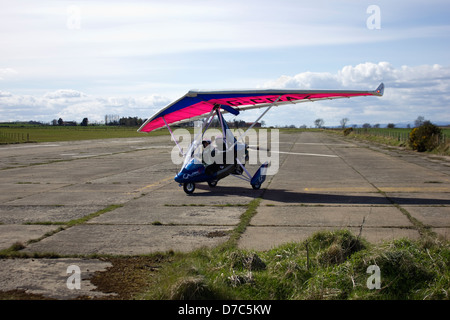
[195,107,216,145]
[162,116,184,155]
[229,95,282,151]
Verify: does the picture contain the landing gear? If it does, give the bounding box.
[251,183,261,190]
[183,182,195,194]
[207,180,218,188]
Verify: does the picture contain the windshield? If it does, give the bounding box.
[181,140,202,170]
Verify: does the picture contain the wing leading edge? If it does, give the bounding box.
[138,83,384,133]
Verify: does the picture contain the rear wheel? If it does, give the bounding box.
[207,180,218,188]
[251,183,261,190]
[183,182,195,194]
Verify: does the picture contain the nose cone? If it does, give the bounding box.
[174,161,205,183]
[174,172,184,183]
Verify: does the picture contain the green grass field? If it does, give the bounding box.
[0,125,168,144]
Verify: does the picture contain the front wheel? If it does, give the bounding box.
[183,182,195,194]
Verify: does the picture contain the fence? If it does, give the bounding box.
[352,128,449,145]
[0,131,30,143]
[352,128,409,143]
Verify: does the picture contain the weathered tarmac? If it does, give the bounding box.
[0,131,449,298]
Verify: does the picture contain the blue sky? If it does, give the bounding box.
[1,0,450,127]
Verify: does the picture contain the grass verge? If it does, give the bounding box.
[328,128,450,156]
[135,229,449,300]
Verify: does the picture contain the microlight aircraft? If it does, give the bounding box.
[138,83,384,194]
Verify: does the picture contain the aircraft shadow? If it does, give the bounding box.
[194,184,450,205]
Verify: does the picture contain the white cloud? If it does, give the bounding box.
[1,60,449,127]
[259,62,450,126]
[43,89,86,99]
[0,91,13,98]
[1,62,449,126]
[0,90,170,123]
[0,68,18,80]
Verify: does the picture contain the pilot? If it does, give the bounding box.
[202,140,215,165]
[202,140,219,175]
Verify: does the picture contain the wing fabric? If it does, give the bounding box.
[138,83,384,133]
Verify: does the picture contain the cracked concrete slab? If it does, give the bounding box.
[0,258,113,299]
[23,224,233,256]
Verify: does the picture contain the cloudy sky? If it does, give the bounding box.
[1,0,449,127]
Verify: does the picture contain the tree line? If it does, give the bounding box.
[52,116,146,127]
[105,115,145,126]
[311,116,434,129]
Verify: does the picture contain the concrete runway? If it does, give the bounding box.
[1,131,449,298]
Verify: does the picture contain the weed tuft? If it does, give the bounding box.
[169,276,216,300]
[228,251,266,271]
[307,229,367,267]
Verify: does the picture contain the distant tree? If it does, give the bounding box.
[387,123,396,128]
[105,114,120,126]
[314,118,324,128]
[374,123,380,128]
[340,118,349,129]
[362,123,372,128]
[414,116,425,128]
[81,118,88,126]
[119,116,144,126]
[58,118,63,126]
[232,119,246,129]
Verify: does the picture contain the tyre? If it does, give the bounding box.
[251,183,261,190]
[183,182,195,194]
[207,180,218,188]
